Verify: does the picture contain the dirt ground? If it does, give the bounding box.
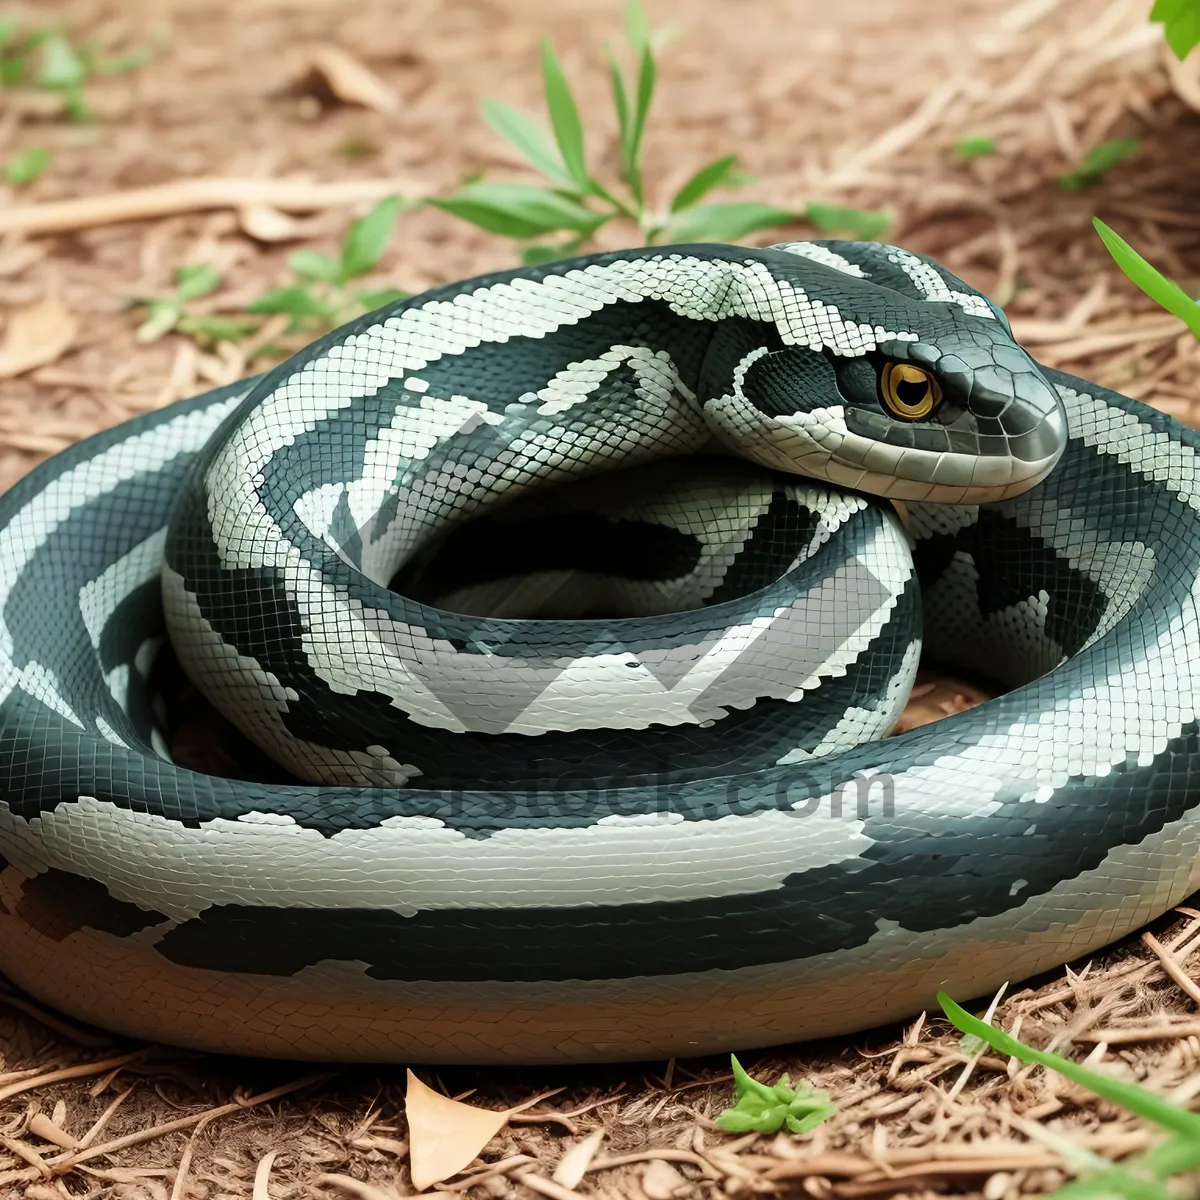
[4,0,1200,1196]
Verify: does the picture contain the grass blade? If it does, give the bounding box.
[804,201,891,240]
[625,0,652,55]
[1093,217,1200,338]
[339,195,404,281]
[938,993,1200,1139]
[662,200,794,244]
[479,96,575,190]
[174,263,221,302]
[669,153,737,212]
[431,181,607,239]
[1059,137,1139,190]
[606,45,631,181]
[540,37,589,193]
[287,249,341,284]
[4,146,48,186]
[624,42,656,206]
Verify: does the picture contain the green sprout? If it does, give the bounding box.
[1059,138,1140,191]
[247,195,408,333]
[1152,0,1200,59]
[431,0,796,263]
[132,265,257,346]
[714,1054,836,1136]
[954,133,996,160]
[940,992,1200,1198]
[0,16,153,122]
[4,145,48,185]
[1093,218,1200,340]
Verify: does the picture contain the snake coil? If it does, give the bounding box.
[0,240,1196,1064]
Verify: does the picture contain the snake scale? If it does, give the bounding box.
[0,239,1198,1065]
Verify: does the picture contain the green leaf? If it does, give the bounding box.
[520,244,570,266]
[177,314,260,343]
[431,181,607,239]
[938,993,1200,1139]
[4,145,48,185]
[0,15,20,52]
[624,43,655,206]
[479,96,575,190]
[624,0,652,55]
[288,249,342,283]
[663,201,795,244]
[804,201,891,240]
[539,38,589,193]
[1059,137,1140,190]
[135,299,181,343]
[355,287,408,310]
[61,86,91,123]
[95,45,152,75]
[1152,0,1200,60]
[37,34,86,90]
[1093,218,1200,339]
[954,133,996,160]
[246,286,335,318]
[174,263,221,302]
[339,194,404,281]
[669,154,738,212]
[715,1055,836,1136]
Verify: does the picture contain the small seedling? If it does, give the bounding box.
[432,0,796,262]
[132,265,257,346]
[1152,0,1200,59]
[1059,138,1140,191]
[247,195,408,333]
[940,991,1200,1197]
[954,133,996,160]
[715,1054,836,1135]
[4,145,47,185]
[0,15,152,122]
[1093,217,1200,339]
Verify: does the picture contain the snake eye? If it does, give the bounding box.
[879,362,941,421]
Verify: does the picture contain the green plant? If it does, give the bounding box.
[1059,138,1140,191]
[1093,218,1200,339]
[0,14,152,122]
[4,145,47,185]
[803,201,891,241]
[247,195,408,332]
[954,133,996,160]
[431,0,798,263]
[1153,0,1200,59]
[714,1054,836,1136]
[132,265,258,346]
[941,992,1200,1198]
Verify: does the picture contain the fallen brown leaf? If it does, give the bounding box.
[0,296,77,379]
[551,1129,604,1189]
[305,45,399,112]
[238,204,314,242]
[641,1158,689,1199]
[405,1070,509,1192]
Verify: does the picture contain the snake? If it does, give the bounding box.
[0,238,1197,1067]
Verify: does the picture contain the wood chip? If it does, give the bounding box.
[238,204,314,242]
[641,1159,689,1199]
[0,296,77,379]
[304,45,399,112]
[551,1129,604,1189]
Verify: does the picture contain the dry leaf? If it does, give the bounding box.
[552,1129,605,1189]
[315,1175,399,1200]
[642,1159,688,1200]
[27,1112,79,1149]
[0,239,48,278]
[405,1070,509,1192]
[0,296,77,379]
[306,45,398,112]
[238,205,313,242]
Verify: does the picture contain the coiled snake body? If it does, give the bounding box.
[0,240,1197,1064]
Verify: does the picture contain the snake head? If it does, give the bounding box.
[698,241,1068,505]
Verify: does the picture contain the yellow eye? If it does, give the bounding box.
[880,362,941,421]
